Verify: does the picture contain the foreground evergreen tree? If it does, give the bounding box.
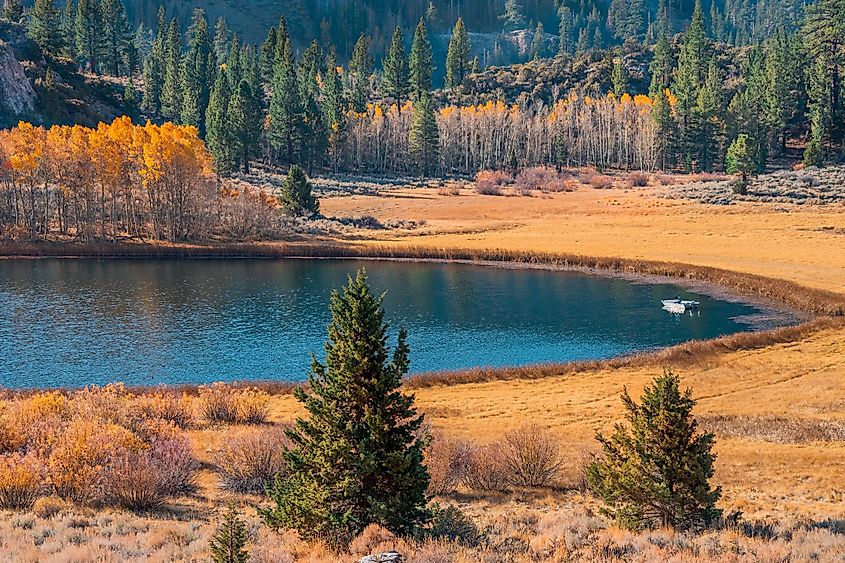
[210,505,249,563]
[444,17,470,88]
[586,372,722,530]
[142,7,166,115]
[159,19,183,121]
[277,165,319,216]
[610,55,628,96]
[409,93,439,176]
[100,0,130,76]
[261,270,429,547]
[381,26,410,111]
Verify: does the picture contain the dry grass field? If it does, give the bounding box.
[2,175,845,561]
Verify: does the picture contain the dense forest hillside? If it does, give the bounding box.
[16,0,808,62]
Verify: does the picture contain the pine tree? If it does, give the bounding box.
[558,6,573,56]
[409,92,439,176]
[28,0,64,55]
[348,34,373,112]
[763,30,800,155]
[276,164,319,216]
[726,133,754,190]
[322,51,347,172]
[206,71,234,175]
[804,54,833,166]
[142,7,166,115]
[500,0,526,30]
[381,26,410,111]
[648,34,672,97]
[652,87,676,169]
[100,0,130,76]
[260,26,277,85]
[160,19,183,121]
[445,17,471,88]
[694,60,724,171]
[611,55,628,96]
[74,0,100,72]
[260,270,428,548]
[213,16,230,61]
[229,79,261,173]
[61,0,76,59]
[586,372,722,530]
[529,22,545,60]
[269,34,303,164]
[4,0,23,23]
[672,0,710,169]
[409,18,433,99]
[181,9,215,130]
[299,40,328,173]
[123,76,137,113]
[209,505,249,563]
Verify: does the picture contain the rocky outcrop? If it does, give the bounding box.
[0,40,37,120]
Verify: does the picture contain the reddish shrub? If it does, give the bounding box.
[475,170,510,195]
[214,425,289,493]
[498,423,563,487]
[462,443,509,491]
[589,175,614,189]
[627,172,649,187]
[425,432,471,496]
[0,453,48,509]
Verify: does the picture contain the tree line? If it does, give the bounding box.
[8,0,845,177]
[0,118,281,242]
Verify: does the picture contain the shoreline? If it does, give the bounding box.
[2,240,843,394]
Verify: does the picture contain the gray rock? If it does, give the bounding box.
[357,552,403,563]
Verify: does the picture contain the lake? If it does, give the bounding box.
[0,259,785,389]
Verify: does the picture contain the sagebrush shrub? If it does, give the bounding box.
[31,496,67,519]
[589,175,614,189]
[498,423,563,487]
[627,172,649,187]
[462,443,509,491]
[134,392,194,428]
[475,170,510,195]
[425,432,471,496]
[47,419,140,505]
[428,504,480,546]
[214,425,288,493]
[199,384,270,424]
[105,434,198,510]
[349,524,397,557]
[0,453,47,509]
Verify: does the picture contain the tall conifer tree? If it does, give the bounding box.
[445,17,470,88]
[409,18,433,99]
[261,270,429,548]
[381,27,410,111]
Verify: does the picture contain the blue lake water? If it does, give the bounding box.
[0,258,783,389]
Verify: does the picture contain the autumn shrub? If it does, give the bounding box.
[0,453,48,509]
[475,170,510,195]
[589,175,614,189]
[31,496,67,519]
[627,172,649,187]
[496,423,564,488]
[437,185,461,196]
[134,392,195,429]
[47,419,140,505]
[515,166,574,193]
[425,432,471,496]
[214,425,289,493]
[236,388,271,424]
[349,524,397,558]
[462,442,509,491]
[105,433,199,509]
[199,383,270,424]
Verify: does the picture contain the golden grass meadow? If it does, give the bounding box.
[2,177,844,561]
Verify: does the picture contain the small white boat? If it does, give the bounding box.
[662,298,700,314]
